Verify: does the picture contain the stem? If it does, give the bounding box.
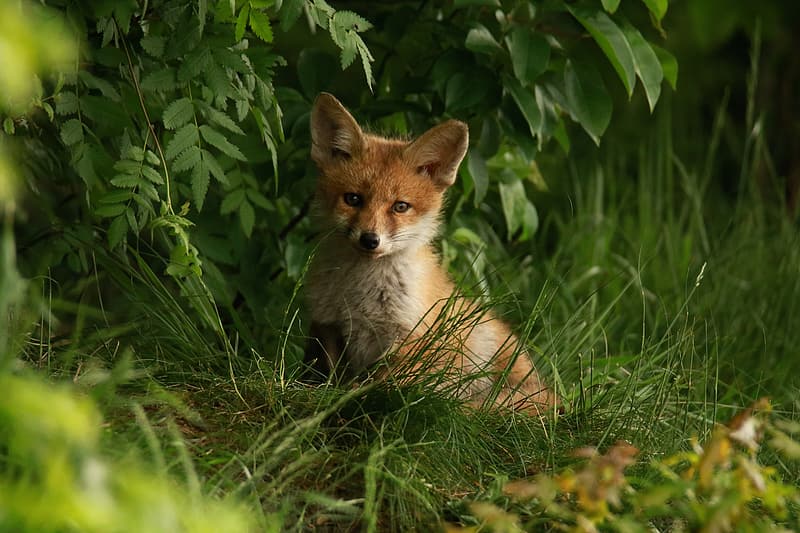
[116,19,175,216]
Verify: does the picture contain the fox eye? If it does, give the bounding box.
[343,193,362,207]
[392,201,410,213]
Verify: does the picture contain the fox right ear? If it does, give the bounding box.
[310,93,364,166]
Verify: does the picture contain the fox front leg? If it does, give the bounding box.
[302,322,345,382]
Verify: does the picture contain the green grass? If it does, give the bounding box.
[3,96,800,531]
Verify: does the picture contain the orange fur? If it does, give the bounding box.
[303,93,556,415]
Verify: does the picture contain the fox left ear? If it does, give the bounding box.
[404,120,469,188]
[310,93,364,167]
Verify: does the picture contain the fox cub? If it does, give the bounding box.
[303,93,556,415]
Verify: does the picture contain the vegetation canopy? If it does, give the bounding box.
[1,0,798,531]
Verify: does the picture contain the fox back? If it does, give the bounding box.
[303,93,555,414]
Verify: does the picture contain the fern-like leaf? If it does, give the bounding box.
[202,149,228,184]
[166,124,199,161]
[60,119,84,145]
[249,11,274,44]
[163,98,194,130]
[200,125,246,161]
[173,146,202,173]
[192,158,210,211]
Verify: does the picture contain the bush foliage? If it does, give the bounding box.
[3,0,800,531]
[7,0,676,354]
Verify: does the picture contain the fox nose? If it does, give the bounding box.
[359,232,380,250]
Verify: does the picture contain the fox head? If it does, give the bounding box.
[310,93,468,258]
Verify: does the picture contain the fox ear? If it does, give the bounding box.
[405,120,469,188]
[311,93,364,166]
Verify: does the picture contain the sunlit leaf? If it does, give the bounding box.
[621,22,663,111]
[249,10,273,43]
[569,6,636,97]
[505,76,542,141]
[641,0,668,21]
[465,24,502,56]
[652,44,678,90]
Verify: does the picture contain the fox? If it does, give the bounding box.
[302,93,556,415]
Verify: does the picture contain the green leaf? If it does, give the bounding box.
[124,146,145,162]
[99,190,135,204]
[477,116,501,157]
[163,98,194,130]
[621,22,663,112]
[505,76,542,141]
[205,63,232,104]
[81,95,129,129]
[111,174,145,188]
[652,44,678,90]
[553,117,571,154]
[356,38,374,91]
[239,199,255,237]
[328,19,347,48]
[340,40,357,70]
[465,24,502,55]
[280,0,304,31]
[140,165,164,185]
[452,227,485,247]
[569,6,636,97]
[192,158,210,211]
[601,0,620,13]
[41,102,55,122]
[200,125,246,161]
[145,150,160,166]
[564,59,612,146]
[173,146,202,173]
[214,48,248,73]
[114,160,143,174]
[221,188,245,214]
[55,91,79,115]
[641,0,668,21]
[139,183,159,201]
[499,180,538,241]
[505,28,550,85]
[3,118,15,135]
[60,119,84,145]
[79,71,121,101]
[178,47,212,82]
[332,11,373,32]
[140,68,178,92]
[126,207,139,233]
[467,148,489,207]
[249,11,274,43]
[95,203,127,218]
[108,215,128,249]
[202,150,228,184]
[235,4,250,41]
[166,124,200,161]
[453,0,500,7]
[204,106,245,135]
[198,0,208,36]
[246,189,273,210]
[140,35,165,57]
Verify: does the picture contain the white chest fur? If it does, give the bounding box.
[306,247,428,372]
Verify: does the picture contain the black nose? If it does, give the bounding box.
[359,232,380,250]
